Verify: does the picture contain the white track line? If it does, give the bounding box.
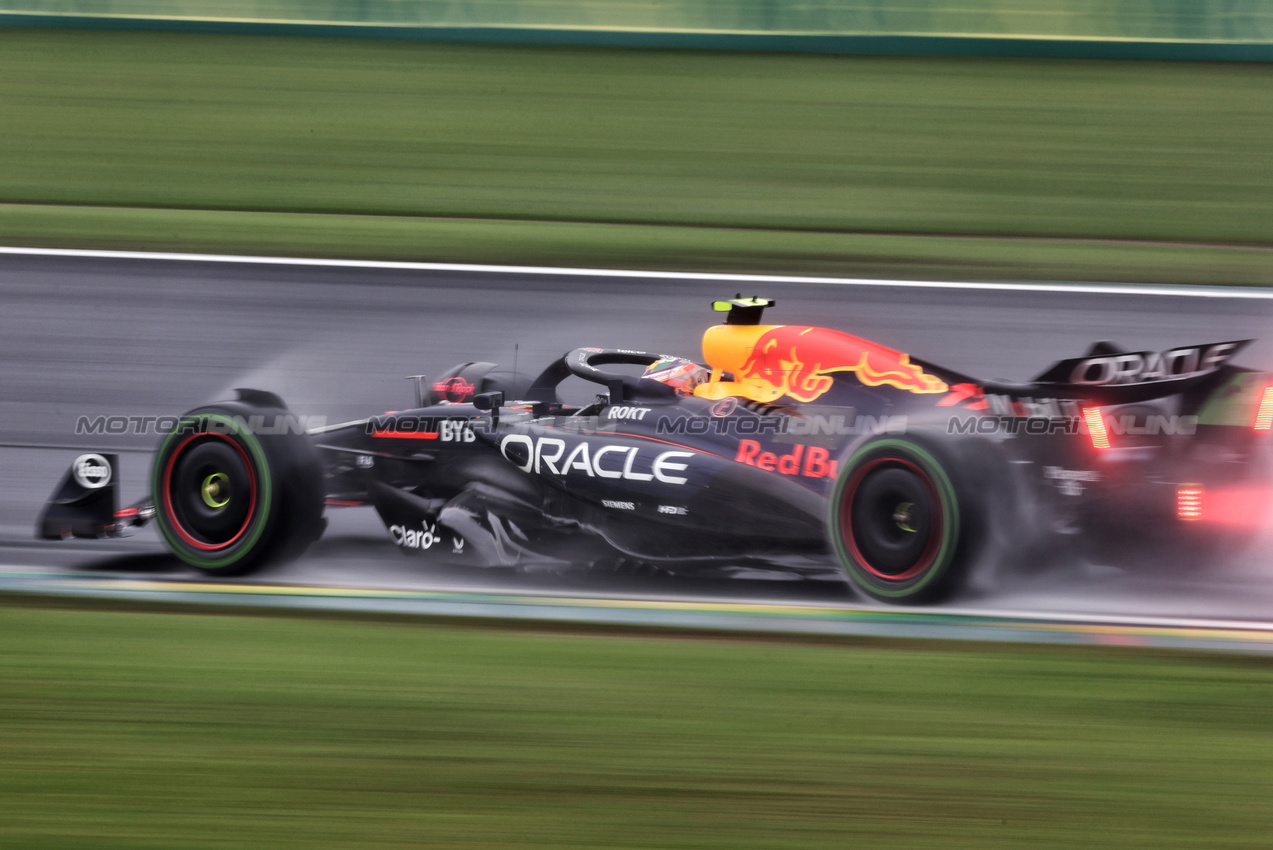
[3,245,1272,299]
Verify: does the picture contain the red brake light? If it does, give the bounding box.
[1083,407,1110,449]
[1177,485,1203,521]
[1255,386,1273,431]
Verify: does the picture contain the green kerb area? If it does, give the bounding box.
[1,604,1271,848]
[2,29,1272,283]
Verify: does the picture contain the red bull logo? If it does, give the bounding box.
[736,326,947,403]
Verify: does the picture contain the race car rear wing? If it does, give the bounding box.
[1032,339,1251,388]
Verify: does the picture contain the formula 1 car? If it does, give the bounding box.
[38,297,1273,603]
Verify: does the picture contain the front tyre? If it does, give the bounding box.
[829,438,971,603]
[152,401,323,576]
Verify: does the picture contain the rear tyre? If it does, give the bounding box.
[151,397,324,576]
[828,437,973,603]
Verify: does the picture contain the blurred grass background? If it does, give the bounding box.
[1,28,1271,281]
[2,604,1271,849]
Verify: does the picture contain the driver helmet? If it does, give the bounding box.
[642,357,709,396]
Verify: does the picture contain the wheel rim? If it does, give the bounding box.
[840,457,944,582]
[162,432,258,551]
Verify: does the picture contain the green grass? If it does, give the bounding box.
[1,29,1272,281]
[1,603,1272,848]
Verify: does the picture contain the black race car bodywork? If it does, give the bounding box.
[39,297,1273,602]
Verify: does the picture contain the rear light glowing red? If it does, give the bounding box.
[1177,486,1203,521]
[1083,407,1110,449]
[1197,488,1273,526]
[1255,386,1273,431]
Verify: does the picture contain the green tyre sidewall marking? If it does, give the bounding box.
[829,438,960,599]
[152,413,274,571]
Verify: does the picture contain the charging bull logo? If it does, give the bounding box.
[738,326,947,403]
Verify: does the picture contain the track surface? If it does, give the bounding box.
[4,250,1273,642]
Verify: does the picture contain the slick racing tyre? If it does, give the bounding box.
[828,437,974,604]
[151,395,324,576]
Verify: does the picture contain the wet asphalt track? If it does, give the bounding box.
[4,249,1273,647]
